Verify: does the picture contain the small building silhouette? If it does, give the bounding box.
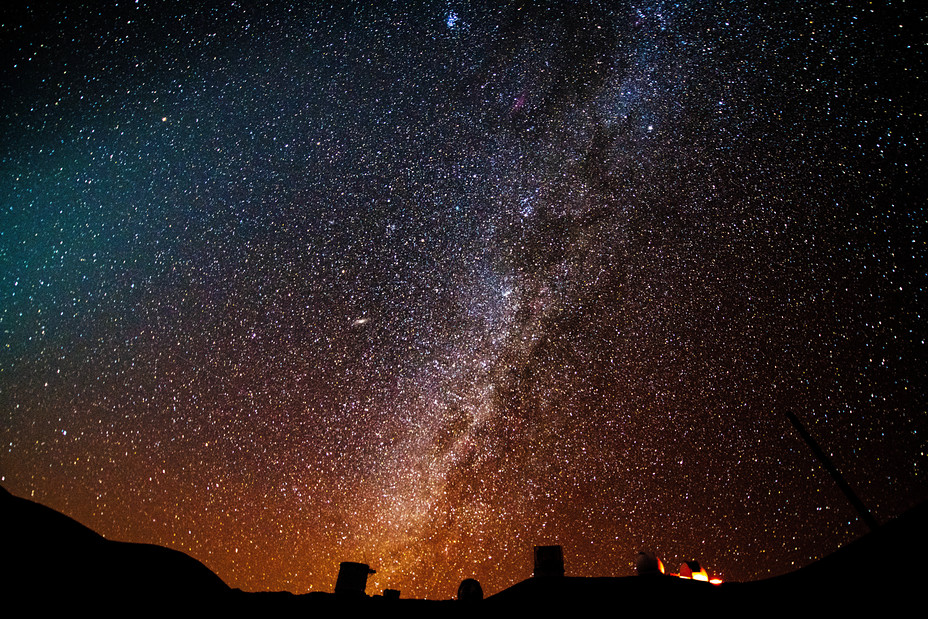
[533,545,565,578]
[334,562,375,597]
[457,578,483,602]
[679,560,709,582]
[636,551,665,576]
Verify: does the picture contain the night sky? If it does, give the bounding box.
[1,0,924,599]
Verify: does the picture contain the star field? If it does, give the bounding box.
[1,0,925,599]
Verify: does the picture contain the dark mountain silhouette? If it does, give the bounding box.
[1,485,231,612]
[724,498,927,610]
[2,485,923,614]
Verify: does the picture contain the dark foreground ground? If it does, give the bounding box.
[3,485,923,615]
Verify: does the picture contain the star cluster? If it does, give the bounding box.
[1,0,924,599]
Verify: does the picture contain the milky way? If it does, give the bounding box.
[1,1,924,599]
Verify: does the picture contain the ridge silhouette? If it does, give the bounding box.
[2,486,923,614]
